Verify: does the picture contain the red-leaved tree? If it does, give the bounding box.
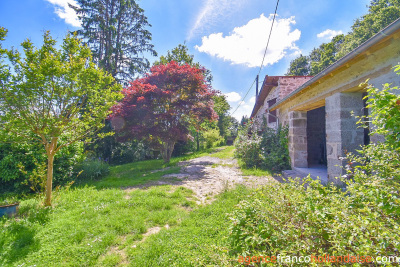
[110,61,218,163]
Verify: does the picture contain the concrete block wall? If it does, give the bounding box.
[288,111,308,167]
[325,92,364,184]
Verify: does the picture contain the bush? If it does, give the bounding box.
[260,125,291,171]
[202,128,225,149]
[228,66,400,262]
[228,178,400,259]
[234,119,290,171]
[108,140,154,165]
[0,140,85,194]
[234,126,262,168]
[73,158,110,181]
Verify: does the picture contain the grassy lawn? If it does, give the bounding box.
[0,146,275,266]
[0,146,252,266]
[125,186,250,267]
[0,184,197,266]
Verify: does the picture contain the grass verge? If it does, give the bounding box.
[0,185,196,266]
[125,185,251,266]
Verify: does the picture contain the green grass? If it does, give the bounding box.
[0,145,260,266]
[209,146,235,159]
[0,185,196,266]
[125,185,251,266]
[76,147,221,190]
[237,159,272,177]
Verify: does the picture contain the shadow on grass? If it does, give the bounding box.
[0,222,38,266]
[0,204,52,266]
[73,147,222,191]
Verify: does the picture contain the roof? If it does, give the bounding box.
[270,17,400,111]
[250,76,312,118]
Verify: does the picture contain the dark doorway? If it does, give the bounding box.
[307,106,327,166]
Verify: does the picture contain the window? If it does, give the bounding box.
[267,98,277,123]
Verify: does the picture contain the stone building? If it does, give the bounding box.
[251,18,400,184]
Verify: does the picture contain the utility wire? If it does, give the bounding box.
[231,0,280,116]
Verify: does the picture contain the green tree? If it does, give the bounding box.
[154,43,213,83]
[155,44,194,66]
[213,94,230,137]
[71,0,157,84]
[338,0,400,58]
[310,34,344,75]
[0,31,122,206]
[286,54,310,76]
[286,0,400,76]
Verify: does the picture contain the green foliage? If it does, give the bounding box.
[228,178,400,259]
[234,126,262,168]
[154,43,213,83]
[234,120,290,172]
[74,159,110,181]
[202,128,225,149]
[361,78,400,149]
[228,66,400,263]
[0,140,85,194]
[285,54,310,76]
[338,0,400,58]
[155,43,195,66]
[0,30,122,205]
[213,94,238,141]
[260,125,291,171]
[71,0,157,83]
[287,0,400,76]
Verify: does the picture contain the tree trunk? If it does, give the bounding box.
[161,141,175,163]
[44,137,58,206]
[196,131,200,151]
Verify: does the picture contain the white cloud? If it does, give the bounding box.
[195,14,301,67]
[225,92,241,102]
[45,0,80,27]
[317,29,343,40]
[188,0,246,40]
[249,96,256,104]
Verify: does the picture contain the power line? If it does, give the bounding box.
[231,0,280,116]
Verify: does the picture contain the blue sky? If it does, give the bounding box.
[0,0,370,120]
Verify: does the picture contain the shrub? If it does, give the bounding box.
[234,119,290,171]
[234,126,262,168]
[202,128,224,149]
[260,125,291,171]
[228,66,400,262]
[108,140,154,165]
[228,178,400,259]
[0,140,85,194]
[74,158,110,181]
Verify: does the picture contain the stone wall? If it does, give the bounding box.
[253,76,312,129]
[288,111,308,167]
[325,92,364,184]
[278,77,313,100]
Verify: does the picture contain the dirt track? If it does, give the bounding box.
[129,154,276,204]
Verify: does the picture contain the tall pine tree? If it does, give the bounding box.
[71,0,157,84]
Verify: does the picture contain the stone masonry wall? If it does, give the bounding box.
[288,111,308,167]
[325,92,364,184]
[278,77,312,100]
